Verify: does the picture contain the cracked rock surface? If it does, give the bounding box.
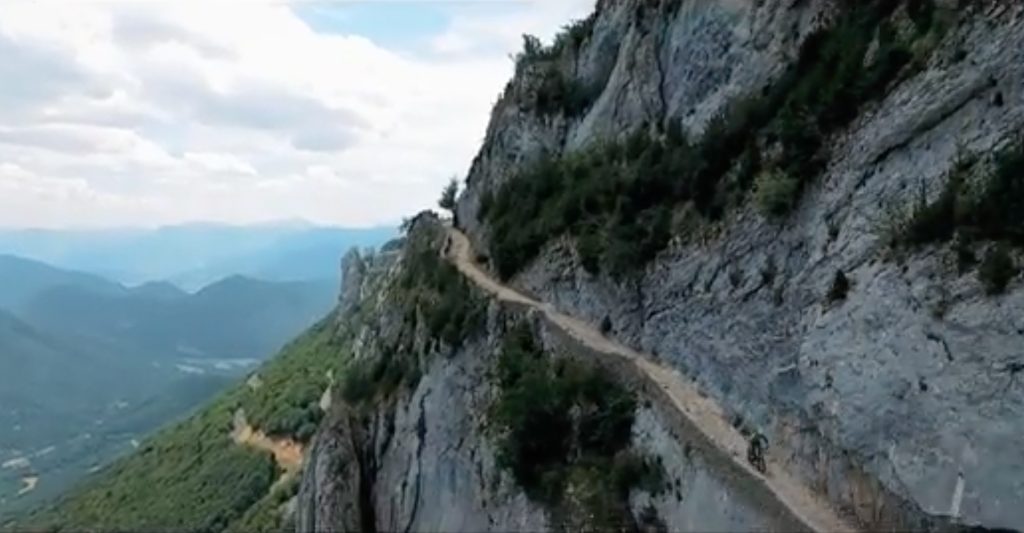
[297,217,809,532]
[456,0,1024,530]
[301,1,1024,530]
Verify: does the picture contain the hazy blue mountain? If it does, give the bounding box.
[0,222,396,290]
[164,226,396,289]
[129,281,187,301]
[18,275,336,361]
[0,253,340,518]
[0,255,125,311]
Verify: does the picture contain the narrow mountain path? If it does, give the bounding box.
[445,228,856,533]
[230,409,304,473]
[17,476,37,496]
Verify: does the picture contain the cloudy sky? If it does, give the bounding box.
[0,0,593,229]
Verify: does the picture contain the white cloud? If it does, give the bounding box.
[0,0,595,228]
[183,151,257,175]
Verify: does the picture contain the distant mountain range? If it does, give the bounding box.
[0,222,397,290]
[0,255,121,311]
[0,230,372,519]
[15,270,335,361]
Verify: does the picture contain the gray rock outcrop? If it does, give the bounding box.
[297,217,812,531]
[337,248,367,318]
[455,0,1024,530]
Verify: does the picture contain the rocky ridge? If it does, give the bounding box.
[298,214,833,531]
[297,1,1024,531]
[455,0,1024,530]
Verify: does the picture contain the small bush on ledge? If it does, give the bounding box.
[979,244,1017,295]
[754,169,801,217]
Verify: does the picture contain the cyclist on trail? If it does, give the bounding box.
[748,432,769,474]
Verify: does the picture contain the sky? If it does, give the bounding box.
[0,0,594,229]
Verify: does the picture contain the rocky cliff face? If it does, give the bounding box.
[297,218,550,532]
[297,215,814,531]
[456,0,1024,531]
[297,1,1024,531]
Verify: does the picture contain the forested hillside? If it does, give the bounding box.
[0,257,338,522]
[13,315,350,532]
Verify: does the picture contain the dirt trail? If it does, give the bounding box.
[445,228,856,533]
[17,476,37,496]
[230,409,304,473]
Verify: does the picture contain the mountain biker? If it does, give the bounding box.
[748,432,769,474]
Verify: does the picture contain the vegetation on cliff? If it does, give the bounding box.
[224,475,301,533]
[483,0,950,280]
[489,322,664,528]
[511,15,601,119]
[243,321,344,442]
[343,222,486,404]
[900,141,1024,247]
[894,139,1024,293]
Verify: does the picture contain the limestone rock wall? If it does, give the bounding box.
[455,0,1024,529]
[297,216,806,532]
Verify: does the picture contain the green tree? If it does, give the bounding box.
[520,34,544,62]
[754,169,800,217]
[438,177,459,212]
